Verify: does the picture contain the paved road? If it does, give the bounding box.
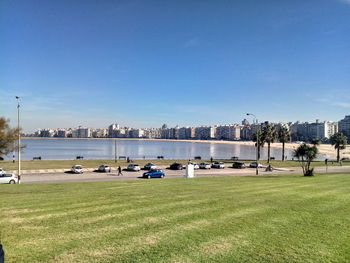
[16,165,350,184]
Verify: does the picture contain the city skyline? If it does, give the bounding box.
[23,115,346,134]
[30,116,348,143]
[1,0,350,132]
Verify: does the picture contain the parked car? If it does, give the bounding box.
[199,163,211,169]
[211,162,225,169]
[143,169,165,179]
[0,173,20,184]
[169,162,183,170]
[144,163,157,170]
[98,164,111,172]
[232,162,246,169]
[188,162,199,169]
[127,164,141,171]
[249,162,263,168]
[71,165,83,174]
[0,168,5,175]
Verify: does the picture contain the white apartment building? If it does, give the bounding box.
[72,127,91,138]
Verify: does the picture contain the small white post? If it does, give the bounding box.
[185,164,195,178]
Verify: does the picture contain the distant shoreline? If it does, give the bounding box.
[22,137,349,159]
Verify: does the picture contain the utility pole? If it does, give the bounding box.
[16,96,21,182]
[114,140,117,163]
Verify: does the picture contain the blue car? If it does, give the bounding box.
[143,169,165,179]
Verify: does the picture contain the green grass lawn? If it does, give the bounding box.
[1,158,348,171]
[1,174,350,262]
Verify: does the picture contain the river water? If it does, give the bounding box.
[5,138,326,161]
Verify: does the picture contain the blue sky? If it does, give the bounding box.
[1,0,350,132]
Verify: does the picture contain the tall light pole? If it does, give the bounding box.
[114,139,117,163]
[16,96,21,180]
[247,113,259,175]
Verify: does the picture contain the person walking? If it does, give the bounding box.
[118,166,123,176]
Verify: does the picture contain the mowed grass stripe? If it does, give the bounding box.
[1,175,350,262]
[53,206,269,262]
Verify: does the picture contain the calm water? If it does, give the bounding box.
[6,139,326,161]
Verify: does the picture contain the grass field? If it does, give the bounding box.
[1,159,348,171]
[1,174,350,262]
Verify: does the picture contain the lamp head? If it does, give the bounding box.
[15,96,20,99]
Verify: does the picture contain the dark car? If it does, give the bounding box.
[232,162,246,169]
[143,169,165,179]
[169,162,183,170]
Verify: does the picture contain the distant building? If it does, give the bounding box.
[291,120,338,141]
[72,127,91,138]
[240,126,253,140]
[129,128,145,138]
[339,115,350,142]
[178,127,195,139]
[38,129,55,137]
[216,125,241,140]
[56,129,68,138]
[143,128,162,139]
[241,119,250,126]
[92,128,108,138]
[195,126,216,140]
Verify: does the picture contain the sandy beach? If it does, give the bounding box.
[24,137,349,159]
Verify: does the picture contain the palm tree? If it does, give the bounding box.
[293,143,318,176]
[278,127,291,161]
[330,132,347,162]
[252,129,265,160]
[262,124,277,163]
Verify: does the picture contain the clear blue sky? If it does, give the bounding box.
[1,0,349,132]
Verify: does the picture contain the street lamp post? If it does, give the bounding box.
[247,113,259,175]
[16,96,21,181]
[114,139,117,163]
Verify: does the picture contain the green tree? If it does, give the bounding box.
[252,129,265,160]
[293,143,318,176]
[330,132,347,162]
[262,124,277,163]
[278,127,291,161]
[0,117,20,157]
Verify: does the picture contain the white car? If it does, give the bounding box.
[98,164,111,172]
[199,163,211,169]
[0,173,20,184]
[71,165,83,174]
[0,168,5,175]
[127,164,141,171]
[188,162,200,170]
[144,163,157,170]
[211,162,225,169]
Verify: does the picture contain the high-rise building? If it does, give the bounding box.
[339,115,350,142]
[195,126,216,140]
